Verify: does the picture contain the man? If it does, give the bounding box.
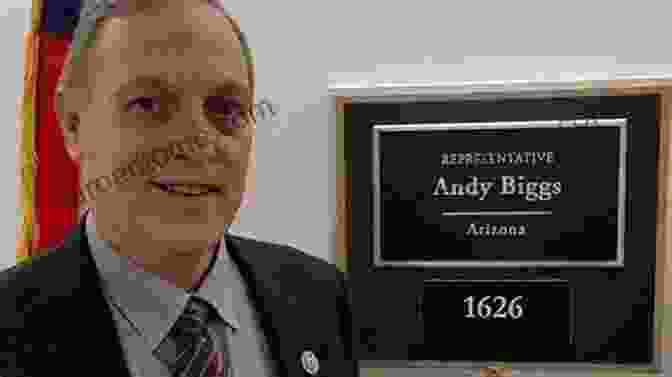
[0,1,357,376]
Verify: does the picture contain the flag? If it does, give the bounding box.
[18,0,82,264]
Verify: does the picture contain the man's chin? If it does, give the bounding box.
[144,217,227,241]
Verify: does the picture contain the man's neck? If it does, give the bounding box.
[115,240,217,291]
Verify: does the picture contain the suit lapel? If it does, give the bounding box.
[226,235,308,377]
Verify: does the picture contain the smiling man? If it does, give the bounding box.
[0,1,357,376]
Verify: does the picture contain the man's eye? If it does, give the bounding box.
[204,96,244,128]
[126,96,160,113]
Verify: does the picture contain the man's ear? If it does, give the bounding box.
[55,91,81,162]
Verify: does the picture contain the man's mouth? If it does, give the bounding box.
[148,181,222,197]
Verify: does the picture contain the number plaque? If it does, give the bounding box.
[421,280,572,362]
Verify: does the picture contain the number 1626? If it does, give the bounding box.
[464,295,525,319]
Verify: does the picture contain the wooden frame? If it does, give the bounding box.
[332,78,672,374]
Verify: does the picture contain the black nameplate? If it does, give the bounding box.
[348,95,658,365]
[421,280,572,362]
[374,119,625,267]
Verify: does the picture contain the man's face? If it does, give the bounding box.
[71,1,253,257]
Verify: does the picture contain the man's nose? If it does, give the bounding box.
[167,99,222,157]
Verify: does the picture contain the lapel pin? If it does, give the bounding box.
[300,350,319,375]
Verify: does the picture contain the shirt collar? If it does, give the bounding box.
[85,209,240,352]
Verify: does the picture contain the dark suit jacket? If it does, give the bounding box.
[0,222,358,377]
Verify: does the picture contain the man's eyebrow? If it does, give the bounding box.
[113,75,251,102]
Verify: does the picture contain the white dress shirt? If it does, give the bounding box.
[85,209,277,376]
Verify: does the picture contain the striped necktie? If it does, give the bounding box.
[154,296,228,377]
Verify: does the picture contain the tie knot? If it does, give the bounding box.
[155,295,224,376]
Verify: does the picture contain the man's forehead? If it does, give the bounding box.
[93,4,249,95]
[97,41,249,95]
[108,26,244,60]
[99,2,243,53]
[68,0,253,94]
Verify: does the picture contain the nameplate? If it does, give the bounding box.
[373,119,626,267]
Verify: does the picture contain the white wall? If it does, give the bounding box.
[1,2,30,270]
[5,0,671,375]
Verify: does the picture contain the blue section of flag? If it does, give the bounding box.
[41,0,83,34]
